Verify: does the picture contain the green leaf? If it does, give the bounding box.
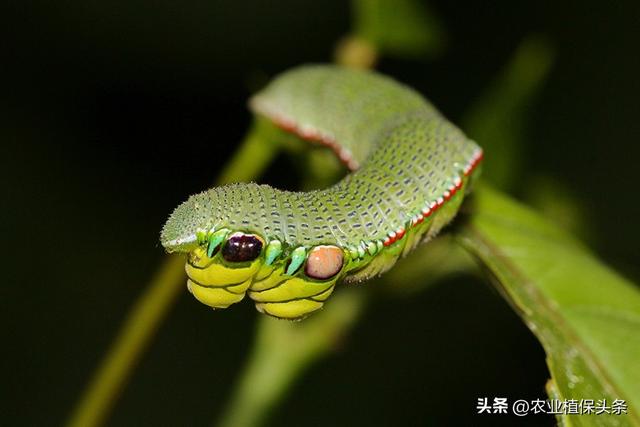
[457,185,640,426]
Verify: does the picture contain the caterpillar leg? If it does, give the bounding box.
[185,245,262,308]
[181,230,347,319]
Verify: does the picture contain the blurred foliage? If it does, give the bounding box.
[525,175,593,244]
[463,36,554,191]
[351,0,446,58]
[218,288,365,427]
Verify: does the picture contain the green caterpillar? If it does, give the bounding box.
[161,65,483,319]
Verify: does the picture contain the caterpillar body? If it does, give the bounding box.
[161,65,483,319]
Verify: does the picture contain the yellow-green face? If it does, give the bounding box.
[183,230,347,319]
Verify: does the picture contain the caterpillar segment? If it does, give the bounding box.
[161,65,483,319]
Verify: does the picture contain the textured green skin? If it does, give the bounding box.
[161,65,482,313]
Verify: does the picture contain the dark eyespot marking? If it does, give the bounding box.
[222,233,263,262]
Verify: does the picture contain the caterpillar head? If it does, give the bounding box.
[161,196,348,319]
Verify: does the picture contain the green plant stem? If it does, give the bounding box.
[67,255,186,427]
[66,120,280,427]
[217,118,282,184]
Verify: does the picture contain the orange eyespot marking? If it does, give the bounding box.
[305,245,344,280]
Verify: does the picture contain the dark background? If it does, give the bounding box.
[2,1,639,426]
